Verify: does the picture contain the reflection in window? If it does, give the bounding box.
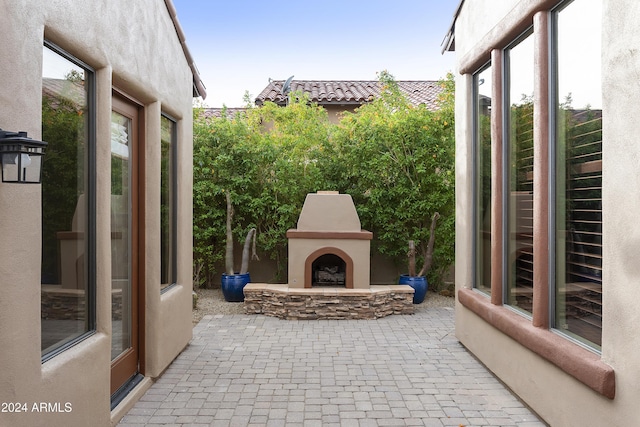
[553,0,602,348]
[41,44,93,357]
[110,109,132,360]
[505,32,535,314]
[474,65,492,294]
[160,116,177,290]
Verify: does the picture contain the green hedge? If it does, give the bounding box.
[193,73,455,290]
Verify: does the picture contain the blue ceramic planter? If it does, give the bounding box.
[221,273,251,302]
[399,274,428,304]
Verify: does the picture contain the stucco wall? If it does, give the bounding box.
[0,1,194,426]
[454,0,518,62]
[323,104,357,123]
[600,0,640,420]
[453,0,640,425]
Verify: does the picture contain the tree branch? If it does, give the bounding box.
[240,228,258,274]
[408,240,417,277]
[418,212,440,277]
[225,190,235,275]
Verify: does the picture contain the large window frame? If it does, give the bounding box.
[503,29,536,317]
[160,114,177,292]
[549,0,603,350]
[472,63,493,297]
[41,41,96,362]
[463,0,613,399]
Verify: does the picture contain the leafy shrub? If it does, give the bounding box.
[193,73,455,290]
[334,72,455,289]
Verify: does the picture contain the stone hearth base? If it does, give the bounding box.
[243,284,415,320]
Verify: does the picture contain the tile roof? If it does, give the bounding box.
[201,107,248,120]
[255,80,443,110]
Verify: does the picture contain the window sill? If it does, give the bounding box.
[458,288,615,399]
[160,282,178,295]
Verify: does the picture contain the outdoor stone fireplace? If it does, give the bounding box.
[243,191,415,319]
[286,191,372,289]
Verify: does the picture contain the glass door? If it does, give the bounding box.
[110,94,140,396]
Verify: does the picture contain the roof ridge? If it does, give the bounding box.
[264,79,439,82]
[255,79,443,109]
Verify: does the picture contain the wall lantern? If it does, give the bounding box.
[0,129,47,184]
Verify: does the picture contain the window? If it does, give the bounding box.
[160,115,177,291]
[473,64,492,295]
[505,31,535,315]
[552,0,602,348]
[469,0,602,346]
[41,42,95,359]
[463,0,611,397]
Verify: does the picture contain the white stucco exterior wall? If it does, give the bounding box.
[453,0,640,425]
[0,1,196,425]
[600,0,640,419]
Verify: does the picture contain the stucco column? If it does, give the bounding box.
[532,11,549,329]
[454,73,474,293]
[0,184,44,400]
[490,48,504,305]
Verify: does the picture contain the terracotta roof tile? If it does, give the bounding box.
[255,80,443,110]
[201,107,248,120]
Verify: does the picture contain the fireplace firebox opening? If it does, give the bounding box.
[312,254,346,287]
[303,247,354,288]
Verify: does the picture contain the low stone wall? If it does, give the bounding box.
[244,284,415,320]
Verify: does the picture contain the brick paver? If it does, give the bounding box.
[119,308,547,426]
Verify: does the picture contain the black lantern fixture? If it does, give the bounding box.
[0,128,47,184]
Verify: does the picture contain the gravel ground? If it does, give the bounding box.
[192,287,455,325]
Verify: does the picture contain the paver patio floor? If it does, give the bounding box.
[119,307,547,426]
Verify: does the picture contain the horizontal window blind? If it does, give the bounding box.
[562,109,602,345]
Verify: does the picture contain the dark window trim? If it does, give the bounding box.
[160,113,178,294]
[41,40,97,363]
[547,0,603,349]
[548,3,561,333]
[472,62,491,293]
[502,26,535,312]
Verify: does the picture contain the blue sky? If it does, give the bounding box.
[172,0,459,107]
